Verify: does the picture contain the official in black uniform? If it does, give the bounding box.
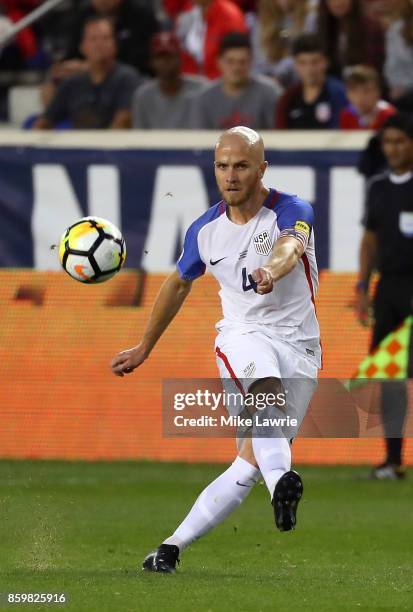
[356,113,413,479]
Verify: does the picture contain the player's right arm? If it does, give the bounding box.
[111,216,206,377]
[110,270,192,376]
[355,179,379,326]
[356,229,377,326]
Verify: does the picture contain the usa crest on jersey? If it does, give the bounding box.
[253,230,272,256]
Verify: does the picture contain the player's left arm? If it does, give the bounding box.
[251,199,313,295]
[251,235,304,295]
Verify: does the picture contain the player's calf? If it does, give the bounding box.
[246,377,304,530]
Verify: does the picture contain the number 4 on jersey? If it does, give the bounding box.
[242,267,258,293]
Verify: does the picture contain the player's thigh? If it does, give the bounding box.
[372,279,400,348]
[273,340,318,438]
[394,281,413,323]
[215,330,280,397]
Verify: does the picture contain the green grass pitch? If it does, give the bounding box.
[0,460,412,611]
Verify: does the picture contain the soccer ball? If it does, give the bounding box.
[58,216,126,283]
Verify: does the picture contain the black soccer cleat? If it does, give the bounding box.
[272,470,303,532]
[142,544,180,573]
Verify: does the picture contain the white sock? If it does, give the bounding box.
[252,407,291,498]
[163,456,260,551]
[251,435,291,498]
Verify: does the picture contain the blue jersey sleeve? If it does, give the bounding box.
[276,198,314,248]
[176,221,206,281]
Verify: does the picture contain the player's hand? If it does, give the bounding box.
[355,291,371,326]
[110,343,149,377]
[251,267,274,295]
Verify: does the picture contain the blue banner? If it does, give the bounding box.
[0,145,361,270]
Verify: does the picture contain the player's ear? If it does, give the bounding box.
[259,161,268,178]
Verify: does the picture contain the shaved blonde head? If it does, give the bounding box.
[214,126,268,209]
[215,126,265,163]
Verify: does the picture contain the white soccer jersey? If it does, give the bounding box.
[177,188,321,358]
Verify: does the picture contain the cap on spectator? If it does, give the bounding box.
[151,32,181,56]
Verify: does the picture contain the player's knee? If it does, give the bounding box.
[238,437,259,468]
[247,377,287,415]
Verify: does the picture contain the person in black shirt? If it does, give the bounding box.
[356,113,413,479]
[275,33,348,129]
[33,17,140,130]
[64,0,159,76]
[38,0,158,110]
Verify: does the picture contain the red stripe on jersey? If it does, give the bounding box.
[219,200,226,215]
[266,190,280,210]
[215,346,245,396]
[302,253,323,369]
[301,253,315,305]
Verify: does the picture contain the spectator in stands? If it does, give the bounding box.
[249,0,318,86]
[276,33,347,129]
[317,0,385,78]
[191,31,282,129]
[384,0,413,110]
[132,32,205,129]
[175,0,247,79]
[59,0,159,77]
[0,0,43,70]
[363,0,401,29]
[340,65,396,129]
[33,17,140,129]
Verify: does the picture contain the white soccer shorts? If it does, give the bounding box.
[215,327,319,439]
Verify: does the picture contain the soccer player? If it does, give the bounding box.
[111,126,321,572]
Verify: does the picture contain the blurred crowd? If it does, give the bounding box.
[0,0,413,131]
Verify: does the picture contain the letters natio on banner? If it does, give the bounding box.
[0,146,363,271]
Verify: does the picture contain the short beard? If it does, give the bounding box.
[223,191,250,207]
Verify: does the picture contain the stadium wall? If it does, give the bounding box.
[1,270,412,464]
[0,130,371,271]
[0,131,411,464]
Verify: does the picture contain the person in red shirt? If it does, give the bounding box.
[340,65,396,130]
[175,0,247,79]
